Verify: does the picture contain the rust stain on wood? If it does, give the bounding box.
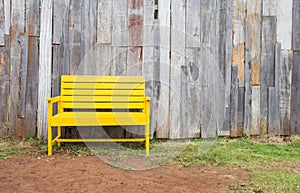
[232,43,245,86]
[128,0,143,46]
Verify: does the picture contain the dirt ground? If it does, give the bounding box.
[0,153,249,193]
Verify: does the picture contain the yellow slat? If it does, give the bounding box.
[61,102,145,109]
[62,76,145,83]
[61,89,145,96]
[61,83,144,90]
[56,139,145,143]
[61,96,145,102]
[50,112,148,126]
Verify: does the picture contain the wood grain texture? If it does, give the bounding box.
[268,87,280,135]
[37,0,53,139]
[293,0,300,50]
[276,0,293,50]
[9,0,25,136]
[4,0,10,35]
[97,0,112,43]
[232,0,246,87]
[169,0,185,139]
[244,18,251,136]
[237,88,244,136]
[69,0,82,75]
[112,0,128,46]
[251,86,261,135]
[260,16,277,134]
[186,0,200,48]
[0,35,10,135]
[53,0,63,44]
[230,66,238,137]
[247,0,262,85]
[263,0,277,16]
[26,0,40,37]
[0,1,5,46]
[291,50,300,135]
[156,0,170,138]
[279,50,293,135]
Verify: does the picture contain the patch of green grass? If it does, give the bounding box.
[0,137,20,159]
[176,138,300,169]
[249,169,300,192]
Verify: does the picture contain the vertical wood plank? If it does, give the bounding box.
[244,18,251,136]
[97,44,112,75]
[263,0,277,16]
[260,16,277,134]
[230,66,238,137]
[291,50,300,135]
[112,0,128,46]
[279,50,293,135]
[293,0,300,50]
[69,0,82,75]
[18,36,28,118]
[0,1,5,46]
[111,47,127,76]
[22,37,39,136]
[9,0,25,136]
[186,0,200,48]
[251,86,261,135]
[232,0,246,87]
[169,0,185,139]
[0,35,10,135]
[128,0,143,46]
[156,0,170,138]
[37,0,53,139]
[237,88,244,136]
[97,0,112,43]
[268,87,280,135]
[247,0,262,85]
[53,0,63,44]
[4,0,10,35]
[276,0,293,50]
[26,0,40,37]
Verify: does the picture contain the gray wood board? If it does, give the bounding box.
[26,0,40,37]
[244,18,251,136]
[268,87,280,135]
[230,66,238,137]
[293,0,300,50]
[186,0,200,48]
[112,0,128,46]
[291,50,300,135]
[260,16,277,134]
[97,0,112,43]
[0,1,5,46]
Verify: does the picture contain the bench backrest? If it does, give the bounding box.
[60,76,145,110]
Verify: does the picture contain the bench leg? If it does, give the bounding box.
[48,125,52,156]
[57,126,61,147]
[145,123,150,156]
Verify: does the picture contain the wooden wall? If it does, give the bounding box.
[0,0,299,139]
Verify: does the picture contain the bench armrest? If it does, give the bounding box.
[145,97,151,102]
[47,96,61,103]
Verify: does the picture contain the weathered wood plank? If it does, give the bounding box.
[237,88,244,136]
[81,0,97,75]
[97,0,112,43]
[169,0,185,139]
[232,0,246,87]
[22,37,39,136]
[268,87,280,135]
[156,0,170,138]
[251,86,260,135]
[112,0,128,46]
[276,0,293,50]
[9,0,25,136]
[247,0,262,85]
[223,0,233,133]
[263,0,277,16]
[37,0,53,139]
[186,0,200,48]
[127,47,142,75]
[53,0,63,44]
[230,66,238,137]
[128,0,143,46]
[69,0,82,75]
[293,0,300,50]
[4,0,10,35]
[0,35,10,135]
[279,50,293,135]
[111,47,127,76]
[244,18,251,136]
[26,0,40,37]
[260,16,277,134]
[185,48,201,138]
[291,50,300,135]
[18,36,28,118]
[0,1,5,46]
[96,44,112,75]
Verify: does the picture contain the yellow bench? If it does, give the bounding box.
[47,76,151,156]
